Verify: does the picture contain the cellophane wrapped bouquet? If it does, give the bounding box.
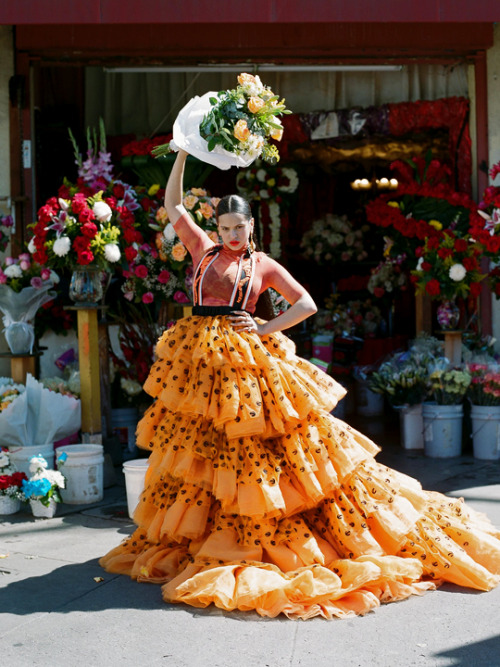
[152,73,291,168]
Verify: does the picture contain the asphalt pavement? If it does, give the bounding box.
[1,413,500,667]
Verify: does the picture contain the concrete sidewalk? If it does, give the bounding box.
[1,416,500,667]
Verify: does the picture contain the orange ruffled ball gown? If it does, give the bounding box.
[100,315,500,619]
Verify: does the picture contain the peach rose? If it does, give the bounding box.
[190,188,207,197]
[171,242,187,262]
[248,96,265,113]
[270,126,283,141]
[198,202,214,219]
[234,119,250,142]
[155,206,169,223]
[238,73,257,87]
[183,194,198,210]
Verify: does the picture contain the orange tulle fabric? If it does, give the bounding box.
[100,316,500,619]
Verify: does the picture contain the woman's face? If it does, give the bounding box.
[218,213,254,251]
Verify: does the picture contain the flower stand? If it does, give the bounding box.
[470,404,500,460]
[30,498,57,518]
[0,496,21,515]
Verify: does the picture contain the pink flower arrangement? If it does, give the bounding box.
[467,363,500,406]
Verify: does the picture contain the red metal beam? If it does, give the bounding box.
[15,23,495,63]
[2,1,500,25]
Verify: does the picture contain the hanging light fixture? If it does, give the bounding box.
[350,177,398,191]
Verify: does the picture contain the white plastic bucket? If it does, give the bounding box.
[398,404,424,450]
[111,407,139,453]
[422,403,463,458]
[55,444,104,504]
[470,404,500,460]
[8,445,55,477]
[123,458,150,519]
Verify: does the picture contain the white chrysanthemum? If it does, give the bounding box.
[53,236,71,257]
[44,469,65,489]
[256,169,267,182]
[0,453,9,468]
[449,263,466,282]
[4,264,22,278]
[29,455,48,475]
[120,376,142,396]
[163,223,177,241]
[104,243,121,263]
[93,201,113,222]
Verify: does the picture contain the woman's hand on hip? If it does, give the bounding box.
[229,311,262,335]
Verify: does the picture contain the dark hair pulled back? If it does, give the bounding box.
[216,194,252,220]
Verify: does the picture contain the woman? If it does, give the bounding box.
[100,150,500,620]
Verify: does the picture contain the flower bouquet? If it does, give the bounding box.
[301,214,368,266]
[324,295,384,339]
[0,256,58,354]
[123,188,220,306]
[367,254,408,300]
[466,363,500,406]
[368,354,430,407]
[428,365,471,405]
[152,73,291,169]
[22,454,65,518]
[30,121,146,274]
[0,448,27,515]
[0,374,81,450]
[365,155,492,301]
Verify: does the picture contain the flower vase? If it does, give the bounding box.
[30,497,57,518]
[69,266,104,306]
[4,321,35,354]
[436,300,460,330]
[0,495,21,515]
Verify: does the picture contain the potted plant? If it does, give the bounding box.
[21,455,66,518]
[422,364,471,458]
[466,363,500,460]
[0,449,27,515]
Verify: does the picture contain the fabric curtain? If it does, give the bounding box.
[85,64,469,138]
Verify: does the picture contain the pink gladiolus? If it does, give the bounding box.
[142,292,154,304]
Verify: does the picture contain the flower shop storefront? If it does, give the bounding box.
[1,9,500,466]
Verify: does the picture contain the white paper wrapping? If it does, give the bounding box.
[0,374,81,447]
[171,92,260,170]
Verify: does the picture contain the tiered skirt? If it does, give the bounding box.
[100,315,500,619]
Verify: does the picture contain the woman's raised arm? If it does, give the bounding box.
[164,149,189,225]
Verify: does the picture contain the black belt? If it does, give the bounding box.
[192,305,250,316]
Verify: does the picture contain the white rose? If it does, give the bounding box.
[0,453,9,468]
[53,236,71,257]
[163,223,177,241]
[104,243,121,263]
[449,263,466,282]
[93,201,113,222]
[4,264,22,278]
